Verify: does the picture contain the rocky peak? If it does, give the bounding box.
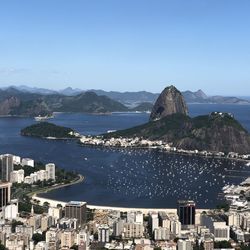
[195,89,207,99]
[150,85,188,121]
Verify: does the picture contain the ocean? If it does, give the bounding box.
[1,104,250,208]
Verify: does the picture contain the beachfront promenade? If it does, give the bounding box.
[32,194,208,214]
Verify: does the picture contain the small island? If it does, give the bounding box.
[21,122,79,139]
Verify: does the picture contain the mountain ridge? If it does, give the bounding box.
[2,85,249,105]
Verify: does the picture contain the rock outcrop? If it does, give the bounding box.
[150,85,188,121]
[0,96,20,115]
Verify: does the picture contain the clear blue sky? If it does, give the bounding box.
[0,0,250,95]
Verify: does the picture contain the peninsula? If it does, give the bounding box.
[80,86,250,155]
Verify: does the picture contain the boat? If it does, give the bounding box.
[34,115,54,122]
[107,130,117,133]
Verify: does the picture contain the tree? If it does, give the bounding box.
[32,233,45,244]
[214,241,232,249]
[216,203,230,212]
[71,245,78,250]
[0,244,6,250]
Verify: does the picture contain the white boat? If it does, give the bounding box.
[107,130,117,133]
[34,115,53,121]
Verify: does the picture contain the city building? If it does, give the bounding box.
[177,200,196,228]
[28,214,42,231]
[135,211,144,225]
[12,155,21,165]
[41,215,54,232]
[159,212,170,228]
[35,241,48,250]
[201,214,230,241]
[154,227,170,241]
[58,218,78,230]
[123,223,144,238]
[21,158,34,167]
[149,212,159,234]
[46,227,61,242]
[45,163,56,181]
[36,170,48,182]
[10,169,24,183]
[1,154,13,181]
[48,206,62,220]
[3,199,18,220]
[0,182,12,210]
[61,228,76,248]
[113,219,124,237]
[77,229,89,250]
[65,201,87,226]
[177,239,193,250]
[98,224,110,243]
[203,239,214,250]
[15,225,33,239]
[5,233,27,250]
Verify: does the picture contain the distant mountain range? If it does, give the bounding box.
[0,85,249,117]
[0,88,128,116]
[2,85,249,105]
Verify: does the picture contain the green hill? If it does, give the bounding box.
[0,89,128,116]
[104,112,250,154]
[21,122,76,139]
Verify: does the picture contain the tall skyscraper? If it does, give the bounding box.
[177,200,196,228]
[1,154,14,182]
[65,201,87,226]
[0,182,12,210]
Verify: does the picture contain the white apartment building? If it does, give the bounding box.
[22,158,34,167]
[45,163,56,180]
[10,169,24,183]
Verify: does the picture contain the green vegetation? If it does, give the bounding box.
[12,161,79,214]
[216,203,230,212]
[32,233,46,244]
[0,244,6,250]
[240,244,250,250]
[57,92,128,113]
[192,112,246,132]
[18,195,47,214]
[0,89,129,116]
[104,113,191,139]
[214,241,232,249]
[21,122,76,138]
[104,112,250,154]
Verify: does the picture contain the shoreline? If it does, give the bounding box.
[30,174,84,199]
[79,143,250,165]
[32,195,209,214]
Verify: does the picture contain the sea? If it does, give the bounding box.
[1,104,250,209]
